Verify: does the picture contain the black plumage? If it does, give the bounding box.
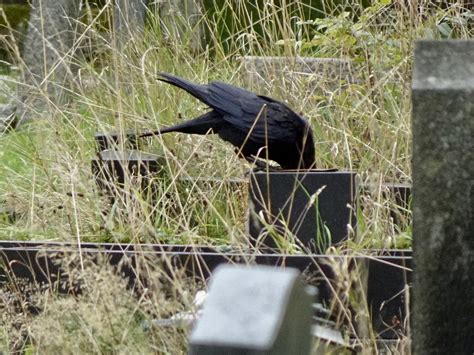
[142,73,316,170]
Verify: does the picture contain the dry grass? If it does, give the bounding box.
[1,252,194,354]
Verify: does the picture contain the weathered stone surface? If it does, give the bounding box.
[17,0,80,123]
[248,170,357,252]
[412,40,474,354]
[0,103,16,132]
[189,264,313,355]
[113,0,147,50]
[241,56,356,93]
[158,0,204,52]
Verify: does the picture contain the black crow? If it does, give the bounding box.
[141,73,315,170]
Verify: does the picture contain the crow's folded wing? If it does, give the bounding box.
[207,82,306,143]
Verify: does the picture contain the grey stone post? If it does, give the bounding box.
[113,0,147,50]
[412,40,474,353]
[17,0,81,123]
[158,0,204,52]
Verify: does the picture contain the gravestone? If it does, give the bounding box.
[241,56,356,94]
[248,170,357,252]
[188,264,313,355]
[17,0,81,123]
[157,0,204,52]
[113,0,147,50]
[412,40,474,353]
[91,149,164,202]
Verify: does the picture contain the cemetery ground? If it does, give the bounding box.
[0,1,472,353]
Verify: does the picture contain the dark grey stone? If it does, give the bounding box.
[412,40,474,354]
[248,171,357,252]
[91,149,165,203]
[188,264,313,355]
[94,131,141,152]
[0,103,17,132]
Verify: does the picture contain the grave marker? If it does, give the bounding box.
[412,40,474,353]
[189,264,313,354]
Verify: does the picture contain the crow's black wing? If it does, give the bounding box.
[158,73,257,121]
[206,82,306,143]
[158,73,257,116]
[157,74,307,143]
[204,80,255,118]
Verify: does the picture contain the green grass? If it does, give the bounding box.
[0,0,472,353]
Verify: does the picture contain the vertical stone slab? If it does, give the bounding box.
[113,0,147,50]
[158,0,204,52]
[248,171,357,252]
[412,40,474,353]
[18,0,80,123]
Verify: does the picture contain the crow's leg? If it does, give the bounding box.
[241,154,281,172]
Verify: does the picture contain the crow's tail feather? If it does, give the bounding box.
[158,72,210,106]
[140,111,221,138]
